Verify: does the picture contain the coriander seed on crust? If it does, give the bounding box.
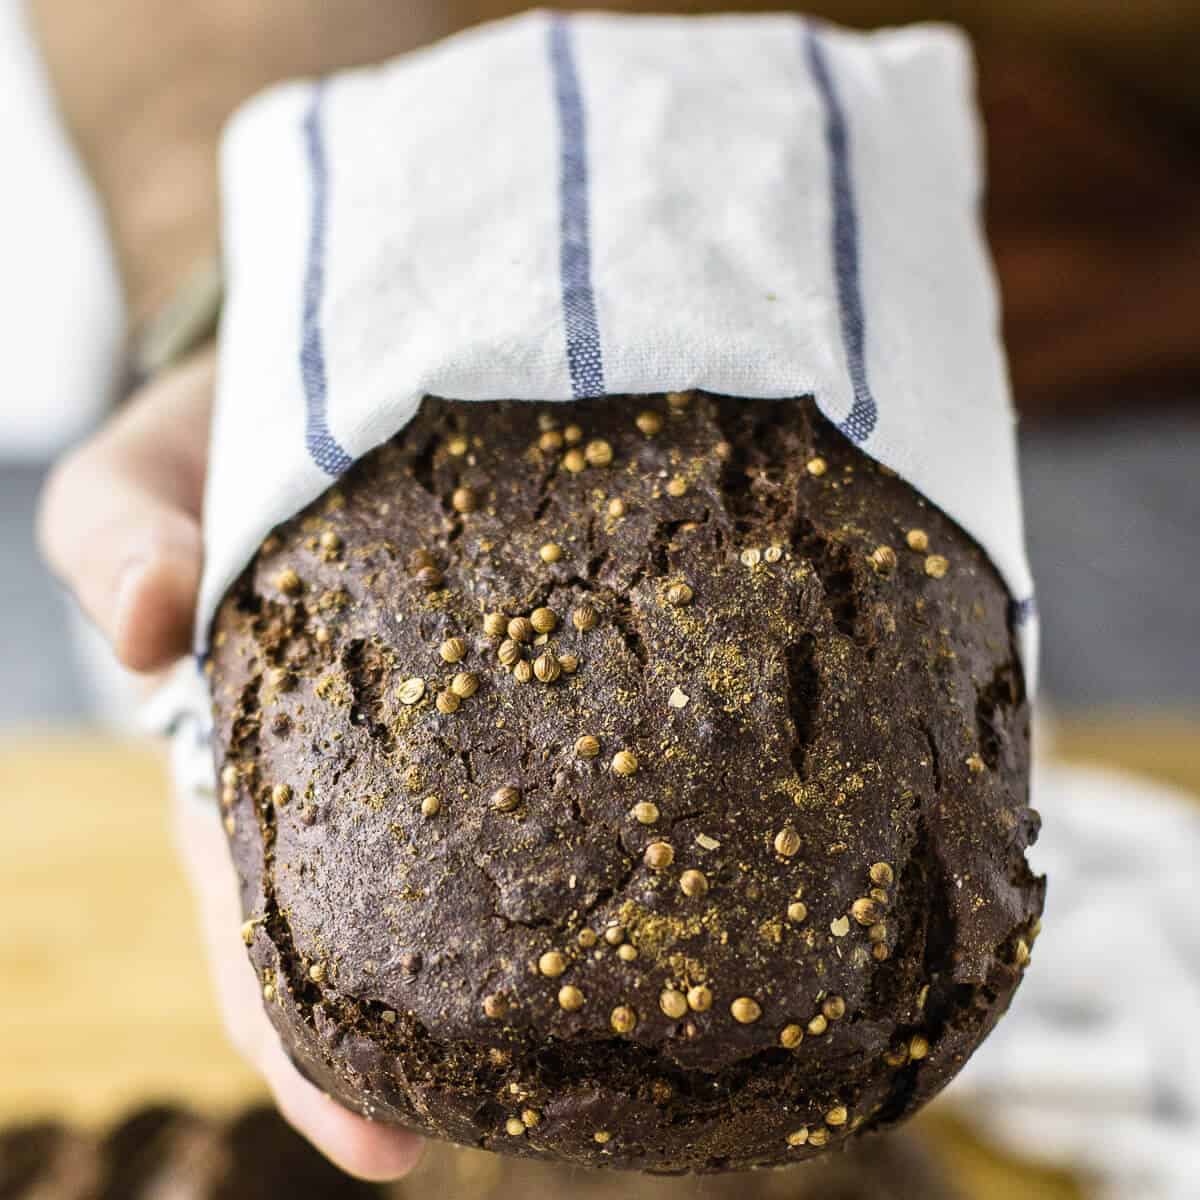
[209,392,1041,1174]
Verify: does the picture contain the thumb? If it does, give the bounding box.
[38,351,214,673]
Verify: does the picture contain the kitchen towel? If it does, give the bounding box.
[201,9,1036,671]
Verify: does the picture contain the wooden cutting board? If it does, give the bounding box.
[14,717,1192,1194]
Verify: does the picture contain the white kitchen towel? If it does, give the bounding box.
[203,8,1037,672]
[948,761,1200,1200]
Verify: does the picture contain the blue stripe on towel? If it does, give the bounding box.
[803,23,877,444]
[1011,595,1037,625]
[548,15,606,399]
[300,83,355,477]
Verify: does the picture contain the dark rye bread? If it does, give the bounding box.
[0,1106,375,1199]
[208,392,1043,1173]
[0,1106,959,1199]
[0,1121,97,1198]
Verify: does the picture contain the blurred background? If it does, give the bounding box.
[0,0,1196,1197]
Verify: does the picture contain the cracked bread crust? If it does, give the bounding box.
[0,1107,381,1199]
[208,393,1042,1172]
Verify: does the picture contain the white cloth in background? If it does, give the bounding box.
[0,0,121,460]
[0,1,132,727]
[950,761,1200,1200]
[203,10,1036,670]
